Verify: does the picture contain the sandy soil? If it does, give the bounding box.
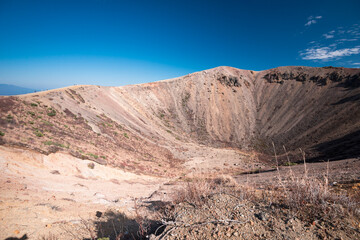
[0,141,263,239]
[174,143,262,173]
[1,148,359,239]
[0,146,166,239]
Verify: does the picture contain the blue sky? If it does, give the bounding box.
[0,0,359,90]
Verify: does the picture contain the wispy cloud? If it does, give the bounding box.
[305,16,322,26]
[323,33,334,39]
[352,62,360,68]
[323,30,335,39]
[337,38,358,42]
[305,20,317,26]
[300,24,360,63]
[301,47,360,60]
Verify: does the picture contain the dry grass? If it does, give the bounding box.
[39,233,59,240]
[172,174,256,207]
[281,175,358,216]
[173,157,359,220]
[159,164,360,240]
[270,147,359,218]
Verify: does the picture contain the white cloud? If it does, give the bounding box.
[336,24,360,37]
[352,62,360,68]
[337,38,358,42]
[305,16,322,26]
[300,24,360,63]
[323,33,334,39]
[322,30,336,39]
[301,47,360,60]
[305,20,317,26]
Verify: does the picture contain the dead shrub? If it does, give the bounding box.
[172,174,256,207]
[271,147,359,218]
[134,198,151,238]
[173,177,216,206]
[87,162,95,169]
[39,233,59,240]
[173,161,358,221]
[277,170,359,218]
[213,174,239,187]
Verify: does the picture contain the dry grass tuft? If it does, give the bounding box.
[173,177,216,207]
[271,147,359,218]
[276,166,359,217]
[173,174,256,207]
[39,233,59,240]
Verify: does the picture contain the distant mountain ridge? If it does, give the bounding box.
[0,84,38,95]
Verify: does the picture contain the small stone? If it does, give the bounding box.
[226,232,231,237]
[14,230,20,235]
[234,232,239,236]
[96,211,102,218]
[94,192,105,198]
[255,212,266,221]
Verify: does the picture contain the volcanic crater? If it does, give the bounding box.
[1,66,360,239]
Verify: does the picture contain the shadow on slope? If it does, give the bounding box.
[90,210,163,240]
[5,234,28,240]
[332,93,360,105]
[309,129,360,162]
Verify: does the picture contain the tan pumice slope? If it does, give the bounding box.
[1,65,360,173]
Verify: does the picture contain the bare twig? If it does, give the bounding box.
[299,148,307,178]
[154,224,167,235]
[134,198,150,238]
[273,142,287,195]
[158,226,177,240]
[283,145,295,181]
[161,219,249,228]
[79,216,96,240]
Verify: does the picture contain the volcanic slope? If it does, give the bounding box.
[1,66,360,174]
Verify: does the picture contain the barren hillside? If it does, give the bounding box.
[1,66,360,167]
[1,66,360,239]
